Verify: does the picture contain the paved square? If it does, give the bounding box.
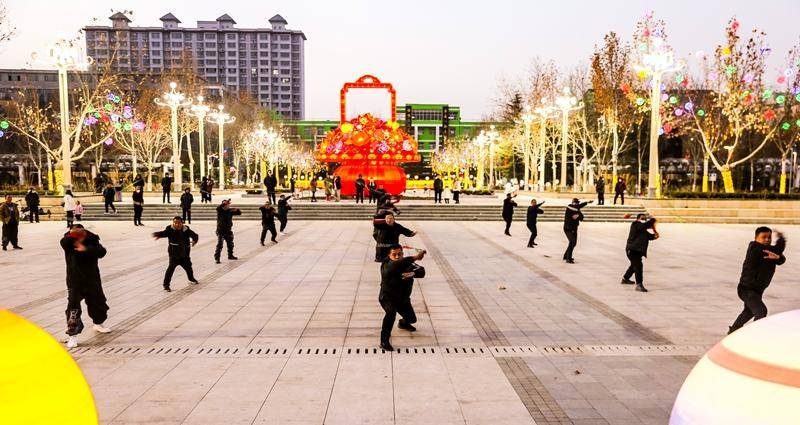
[3,219,798,424]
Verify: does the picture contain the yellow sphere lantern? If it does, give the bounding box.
[0,310,98,424]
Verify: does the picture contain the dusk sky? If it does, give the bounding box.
[2,0,799,120]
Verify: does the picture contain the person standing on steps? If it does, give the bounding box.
[132,173,145,189]
[614,177,626,205]
[502,192,518,236]
[74,201,84,222]
[334,175,342,202]
[61,224,110,348]
[214,199,241,264]
[728,227,787,334]
[132,186,144,226]
[63,190,76,228]
[621,214,660,292]
[372,212,415,262]
[378,244,426,351]
[355,174,366,204]
[310,177,318,202]
[1,195,22,250]
[24,187,40,223]
[367,178,377,203]
[526,199,545,247]
[259,200,278,245]
[153,216,199,292]
[277,194,292,235]
[433,174,444,204]
[180,188,194,224]
[199,176,210,203]
[263,170,278,204]
[452,179,461,204]
[161,173,173,204]
[102,183,117,215]
[289,175,296,198]
[563,198,592,263]
[595,177,606,205]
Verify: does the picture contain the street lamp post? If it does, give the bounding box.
[485,126,499,189]
[155,82,192,188]
[533,100,555,191]
[554,87,582,192]
[634,37,681,198]
[207,105,235,190]
[522,106,535,188]
[473,132,487,190]
[187,96,211,180]
[35,39,93,193]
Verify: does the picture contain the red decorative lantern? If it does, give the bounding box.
[315,75,420,195]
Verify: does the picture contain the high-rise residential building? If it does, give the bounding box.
[83,12,306,119]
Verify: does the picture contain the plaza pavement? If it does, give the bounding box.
[2,219,798,424]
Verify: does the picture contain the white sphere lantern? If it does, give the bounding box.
[671,309,800,424]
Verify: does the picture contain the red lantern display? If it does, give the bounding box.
[315,75,420,196]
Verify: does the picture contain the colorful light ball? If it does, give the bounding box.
[776,95,786,105]
[106,93,115,101]
[685,102,694,111]
[778,76,787,84]
[103,138,113,146]
[763,90,773,99]
[675,74,684,84]
[0,130,4,138]
[104,103,113,111]
[675,109,684,117]
[0,120,8,130]
[785,68,794,77]
[123,123,132,131]
[795,119,800,127]
[662,93,670,102]
[725,65,736,76]
[341,123,354,134]
[796,93,800,102]
[697,109,706,117]
[669,96,678,104]
[636,97,646,106]
[781,122,791,130]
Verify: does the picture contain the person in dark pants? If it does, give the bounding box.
[200,176,210,203]
[259,200,278,245]
[214,199,242,263]
[61,225,110,348]
[502,193,518,236]
[180,188,194,224]
[132,187,144,226]
[526,199,545,247]
[1,195,22,250]
[433,175,443,204]
[621,214,659,292]
[367,179,377,203]
[614,177,626,205]
[355,174,366,204]
[563,198,592,263]
[103,183,117,214]
[728,227,787,334]
[153,217,199,292]
[263,170,278,204]
[379,245,426,351]
[452,180,461,204]
[595,177,605,205]
[373,212,415,262]
[277,195,292,234]
[161,173,173,203]
[334,175,342,202]
[289,175,296,197]
[25,187,40,223]
[310,177,318,202]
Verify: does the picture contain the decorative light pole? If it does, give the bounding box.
[155,82,192,187]
[534,100,556,191]
[521,105,535,187]
[187,95,210,180]
[634,37,681,198]
[554,87,582,192]
[473,131,487,189]
[206,105,235,190]
[484,126,500,189]
[34,39,92,193]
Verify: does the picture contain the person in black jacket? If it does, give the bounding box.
[259,200,278,245]
[161,173,173,203]
[526,199,545,247]
[728,227,787,334]
[199,176,210,203]
[614,177,626,205]
[263,170,278,204]
[502,193,518,236]
[153,217,199,292]
[367,179,377,203]
[355,175,366,204]
[61,225,110,348]
[621,214,659,292]
[277,195,292,234]
[433,175,444,204]
[595,177,605,205]
[379,244,426,351]
[333,175,342,202]
[132,187,144,226]
[373,212,415,262]
[25,187,40,223]
[180,188,194,224]
[1,195,22,250]
[563,198,592,263]
[289,175,296,197]
[214,199,242,263]
[132,174,145,189]
[102,183,117,214]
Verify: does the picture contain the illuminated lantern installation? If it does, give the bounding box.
[315,75,420,195]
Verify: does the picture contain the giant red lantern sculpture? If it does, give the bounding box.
[315,75,420,195]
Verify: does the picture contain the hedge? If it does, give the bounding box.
[665,191,800,200]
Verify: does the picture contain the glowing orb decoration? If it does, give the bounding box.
[782,122,791,130]
[670,310,800,425]
[697,109,706,117]
[0,130,5,138]
[0,120,8,129]
[316,75,420,196]
[636,97,646,106]
[0,310,98,424]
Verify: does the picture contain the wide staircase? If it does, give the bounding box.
[79,203,647,222]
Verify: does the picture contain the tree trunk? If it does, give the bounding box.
[702,155,709,192]
[779,156,787,194]
[146,164,153,192]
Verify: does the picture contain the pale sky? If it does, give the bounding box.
[2,0,799,120]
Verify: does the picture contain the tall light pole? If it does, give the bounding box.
[534,100,555,191]
[634,37,681,198]
[485,125,499,189]
[207,105,235,190]
[554,87,581,192]
[155,82,192,188]
[473,131,487,189]
[187,96,210,180]
[522,105,535,187]
[34,39,92,193]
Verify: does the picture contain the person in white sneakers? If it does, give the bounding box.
[60,224,111,348]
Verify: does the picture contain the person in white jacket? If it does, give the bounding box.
[63,190,76,228]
